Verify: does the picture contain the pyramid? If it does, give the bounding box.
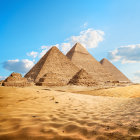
[69,69,97,86]
[66,43,114,82]
[25,46,79,85]
[2,72,31,87]
[100,58,131,82]
[36,72,65,86]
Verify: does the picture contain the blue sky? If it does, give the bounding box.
[0,0,140,82]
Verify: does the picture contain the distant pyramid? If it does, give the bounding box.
[69,69,97,86]
[25,46,79,85]
[2,72,31,87]
[100,58,131,82]
[66,43,114,82]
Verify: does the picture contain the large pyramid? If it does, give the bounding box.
[100,58,131,82]
[69,69,97,86]
[25,46,79,85]
[66,43,114,82]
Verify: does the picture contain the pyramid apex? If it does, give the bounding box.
[100,58,109,64]
[73,42,85,48]
[75,42,82,46]
[50,46,59,51]
[78,68,86,73]
[101,58,107,60]
[100,58,131,82]
[66,42,88,57]
[47,46,60,55]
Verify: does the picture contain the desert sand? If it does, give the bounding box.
[0,85,140,140]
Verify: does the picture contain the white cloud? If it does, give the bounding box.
[27,51,38,58]
[0,76,6,81]
[68,28,104,48]
[134,71,140,77]
[133,71,140,83]
[132,76,140,83]
[108,44,140,63]
[60,43,71,54]
[60,28,104,54]
[80,22,88,28]
[3,59,34,74]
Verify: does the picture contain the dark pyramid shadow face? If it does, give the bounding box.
[100,58,131,82]
[24,46,79,85]
[66,43,114,82]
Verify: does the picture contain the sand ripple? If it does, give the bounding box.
[0,86,140,140]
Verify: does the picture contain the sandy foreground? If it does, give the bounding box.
[0,85,140,140]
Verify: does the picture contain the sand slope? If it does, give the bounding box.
[0,85,140,140]
[73,84,140,98]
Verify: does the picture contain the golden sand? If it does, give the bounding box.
[0,85,140,140]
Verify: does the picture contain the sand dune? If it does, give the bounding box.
[0,85,140,140]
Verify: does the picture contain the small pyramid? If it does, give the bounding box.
[66,43,114,82]
[2,72,31,87]
[36,72,65,86]
[69,69,97,86]
[25,46,79,85]
[100,58,131,82]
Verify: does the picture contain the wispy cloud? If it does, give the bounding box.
[134,71,140,77]
[0,76,6,81]
[133,71,140,83]
[3,59,34,74]
[80,22,88,28]
[108,44,140,63]
[132,74,140,83]
[27,51,38,58]
[60,28,104,54]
